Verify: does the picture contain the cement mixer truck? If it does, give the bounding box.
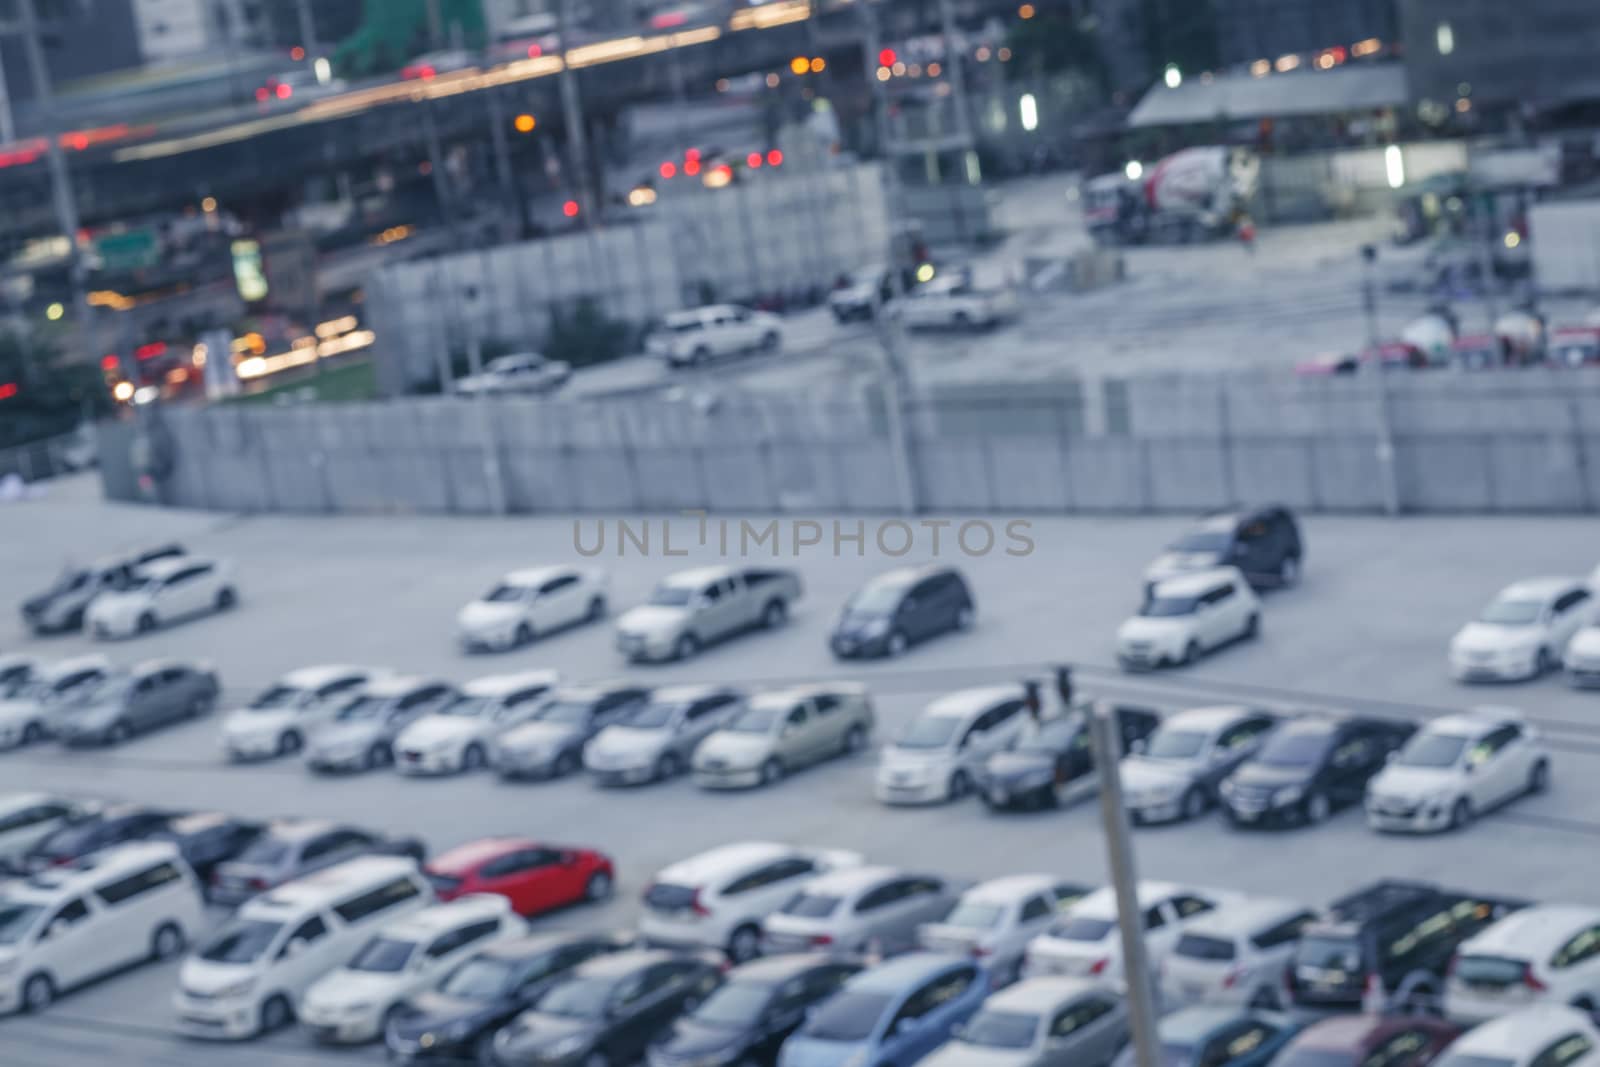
[1083,146,1260,245]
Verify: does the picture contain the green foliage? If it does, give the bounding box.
[544,299,633,370]
[0,330,107,449]
[334,0,487,77]
[1005,13,1110,94]
[226,360,377,406]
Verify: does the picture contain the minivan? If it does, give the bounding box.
[831,566,976,659]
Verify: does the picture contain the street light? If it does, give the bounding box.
[1164,64,1182,89]
[1124,160,1144,181]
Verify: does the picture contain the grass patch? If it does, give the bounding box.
[228,360,377,406]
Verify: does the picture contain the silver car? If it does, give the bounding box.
[0,656,113,749]
[304,675,456,773]
[761,866,960,957]
[492,683,651,780]
[53,659,220,746]
[923,977,1130,1067]
[583,685,744,786]
[208,817,424,906]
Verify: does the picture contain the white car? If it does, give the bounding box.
[457,566,608,651]
[1431,1006,1600,1067]
[917,875,1091,987]
[1366,707,1549,832]
[298,895,524,1044]
[875,686,1030,805]
[1450,578,1594,681]
[1159,897,1316,1009]
[636,841,862,962]
[174,856,433,1039]
[0,841,205,1014]
[1446,906,1600,1023]
[1117,568,1261,670]
[0,655,114,749]
[394,670,559,775]
[1023,882,1231,982]
[646,304,783,367]
[454,353,571,395]
[1119,706,1278,825]
[0,655,39,699]
[1563,625,1600,688]
[218,666,379,761]
[0,793,91,873]
[86,556,238,639]
[888,273,1018,330]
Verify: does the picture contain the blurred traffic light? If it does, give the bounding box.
[562,200,580,218]
[514,114,536,133]
[878,48,896,66]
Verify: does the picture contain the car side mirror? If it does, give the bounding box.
[41,921,62,942]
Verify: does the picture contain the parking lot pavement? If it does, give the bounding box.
[3,480,1599,1064]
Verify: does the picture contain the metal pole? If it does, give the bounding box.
[1088,702,1160,1067]
[556,0,595,227]
[0,48,15,144]
[462,295,507,516]
[859,1,919,515]
[1361,245,1379,350]
[935,0,976,146]
[1374,369,1400,516]
[293,0,319,58]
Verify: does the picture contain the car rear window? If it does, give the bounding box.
[645,882,698,911]
[1452,954,1528,987]
[782,893,842,919]
[1051,916,1117,942]
[1175,933,1237,961]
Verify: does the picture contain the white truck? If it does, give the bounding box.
[614,565,803,662]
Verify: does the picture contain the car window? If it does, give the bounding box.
[1172,895,1215,918]
[894,966,978,1027]
[1553,925,1600,969]
[303,830,365,861]
[1021,895,1054,922]
[48,898,90,930]
[540,575,578,595]
[857,880,908,913]
[317,677,365,699]
[813,694,843,716]
[289,914,328,945]
[1251,912,1317,950]
[1331,735,1374,769]
[1052,997,1115,1036]
[333,876,423,924]
[724,857,815,896]
[701,583,723,603]
[1475,726,1521,760]
[1553,589,1590,614]
[400,686,448,710]
[1361,1029,1434,1067]
[96,862,183,907]
[1218,719,1273,751]
[428,918,501,959]
[1531,1034,1596,1067]
[1381,903,1460,969]
[1204,584,1236,606]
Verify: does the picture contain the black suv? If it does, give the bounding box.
[830,565,975,659]
[980,705,1162,811]
[1144,508,1303,593]
[1220,715,1416,828]
[1289,880,1523,1014]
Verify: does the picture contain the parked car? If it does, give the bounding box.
[647,305,783,367]
[1220,715,1415,828]
[0,654,40,700]
[454,352,572,395]
[693,683,874,789]
[918,875,1091,988]
[1118,569,1262,670]
[152,812,264,884]
[86,556,238,639]
[1023,882,1230,981]
[22,803,177,870]
[762,867,959,958]
[980,706,1162,812]
[888,272,1019,330]
[385,932,625,1063]
[0,794,92,873]
[395,670,559,776]
[1365,707,1549,833]
[493,683,651,781]
[1272,1016,1461,1067]
[779,954,990,1067]
[922,976,1129,1067]
[20,543,185,634]
[299,894,524,1044]
[828,264,891,322]
[0,657,60,749]
[1289,879,1524,1014]
[1430,1007,1600,1067]
[491,949,724,1066]
[831,565,976,659]
[1160,897,1317,1009]
[424,836,614,917]
[304,675,457,773]
[0,655,112,748]
[638,841,862,962]
[1446,906,1600,1023]
[218,665,379,761]
[457,566,608,651]
[0,841,204,1013]
[1110,1007,1301,1067]
[1143,509,1303,592]
[1449,578,1594,681]
[208,817,426,906]
[584,684,745,786]
[51,659,219,747]
[875,685,1030,805]
[648,955,861,1067]
[1565,623,1600,687]
[174,856,434,1039]
[1120,706,1277,824]
[616,566,802,663]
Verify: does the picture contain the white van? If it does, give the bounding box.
[299,894,524,1043]
[0,794,91,873]
[0,841,205,1014]
[173,855,432,1039]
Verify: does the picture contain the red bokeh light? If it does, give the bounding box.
[527,43,542,58]
[878,48,897,67]
[684,159,701,176]
[766,149,784,167]
[101,355,121,371]
[660,161,677,179]
[255,87,270,102]
[746,152,762,168]
[0,383,17,400]
[562,200,580,218]
[685,147,701,162]
[275,82,293,99]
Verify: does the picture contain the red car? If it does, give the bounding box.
[1273,1014,1460,1067]
[424,837,614,917]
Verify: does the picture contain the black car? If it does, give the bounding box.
[21,543,186,635]
[830,565,974,659]
[1143,508,1303,592]
[152,811,264,882]
[386,933,623,1063]
[1220,715,1416,828]
[492,949,723,1067]
[980,706,1162,811]
[1289,880,1523,1014]
[24,803,177,870]
[648,955,860,1067]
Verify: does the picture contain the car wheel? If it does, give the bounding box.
[278,730,303,756]
[1305,791,1331,824]
[1279,556,1301,587]
[585,870,613,901]
[1535,648,1555,676]
[843,724,867,754]
[22,972,55,1013]
[463,743,487,772]
[674,634,700,660]
[259,993,293,1033]
[1181,788,1208,821]
[728,924,762,963]
[762,599,787,628]
[587,596,607,622]
[885,631,908,657]
[691,346,712,365]
[137,611,157,633]
[761,331,781,352]
[1182,640,1201,665]
[656,752,684,780]
[1450,797,1473,830]
[1528,759,1550,795]
[21,722,45,746]
[150,922,186,961]
[215,586,237,611]
[555,749,582,777]
[954,604,976,631]
[107,720,132,745]
[1248,984,1282,1010]
[1573,997,1599,1023]
[948,770,972,800]
[515,622,534,647]
[760,757,785,786]
[366,742,392,770]
[1243,613,1260,640]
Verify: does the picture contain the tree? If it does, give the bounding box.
[334,0,488,77]
[1006,12,1111,95]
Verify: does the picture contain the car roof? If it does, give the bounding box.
[750,683,867,708]
[13,841,184,900]
[1461,906,1600,958]
[1497,577,1582,601]
[801,865,918,897]
[1151,568,1244,596]
[851,952,968,992]
[1424,706,1525,739]
[1450,1006,1595,1055]
[372,895,510,940]
[362,675,449,697]
[250,856,417,909]
[1161,1006,1254,1041]
[923,685,1025,720]
[260,817,344,841]
[655,841,796,884]
[280,665,370,689]
[41,655,112,680]
[549,682,646,704]
[162,811,246,836]
[1073,881,1197,918]
[427,836,536,874]
[962,874,1065,904]
[138,557,214,580]
[862,565,954,589]
[575,948,681,977]
[1286,1015,1398,1051]
[1182,897,1308,938]
[727,953,844,984]
[0,653,39,673]
[660,565,736,587]
[987,976,1105,1012]
[481,931,608,961]
[0,792,70,815]
[131,658,194,678]
[503,566,572,586]
[649,684,737,704]
[1163,705,1265,731]
[462,671,561,697]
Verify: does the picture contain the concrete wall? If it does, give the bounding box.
[1530,199,1600,294]
[101,370,1600,516]
[1258,141,1468,223]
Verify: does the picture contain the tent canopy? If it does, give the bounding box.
[1128,64,1410,128]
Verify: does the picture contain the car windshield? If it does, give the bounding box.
[426,872,464,895]
[51,569,91,593]
[1145,729,1208,761]
[1017,719,1080,754]
[690,981,772,1028]
[1140,596,1199,617]
[1254,730,1329,768]
[1395,734,1467,769]
[532,700,593,726]
[1051,916,1116,941]
[941,900,1005,929]
[898,714,963,749]
[348,937,418,974]
[962,1009,1040,1050]
[846,582,908,615]
[484,584,531,603]
[1479,597,1543,625]
[440,696,491,718]
[1170,531,1230,554]
[1175,933,1236,961]
[249,686,301,710]
[782,892,842,918]
[627,701,685,730]
[649,585,694,606]
[726,704,783,733]
[536,976,616,1019]
[233,837,290,866]
[199,919,284,963]
[801,990,892,1041]
[335,696,388,722]
[0,901,43,945]
[439,956,519,999]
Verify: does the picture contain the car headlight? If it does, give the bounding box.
[1273,785,1304,806]
[548,1034,591,1058]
